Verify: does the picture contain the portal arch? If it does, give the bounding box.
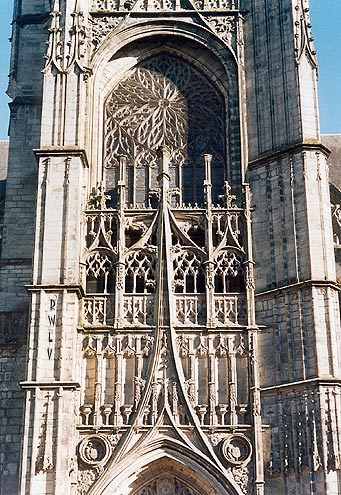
[128,458,217,495]
[89,441,244,495]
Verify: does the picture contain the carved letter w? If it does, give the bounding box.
[48,315,56,326]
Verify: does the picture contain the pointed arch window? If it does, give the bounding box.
[125,251,156,294]
[104,52,227,206]
[173,250,205,294]
[86,251,116,294]
[214,251,244,293]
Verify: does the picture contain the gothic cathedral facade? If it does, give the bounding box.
[1,0,341,494]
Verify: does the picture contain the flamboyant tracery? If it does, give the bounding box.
[104,53,227,205]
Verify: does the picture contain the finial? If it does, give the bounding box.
[203,154,212,183]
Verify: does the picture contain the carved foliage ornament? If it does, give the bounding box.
[90,16,124,51]
[90,9,237,54]
[230,466,252,495]
[78,468,98,495]
[206,16,236,45]
[294,0,317,68]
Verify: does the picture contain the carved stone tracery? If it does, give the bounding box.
[86,251,116,294]
[92,0,238,10]
[172,250,205,294]
[125,250,156,293]
[104,53,226,205]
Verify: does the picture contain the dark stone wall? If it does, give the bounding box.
[322,134,341,190]
[0,311,28,495]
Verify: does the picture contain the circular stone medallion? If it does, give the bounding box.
[221,434,252,466]
[78,435,111,468]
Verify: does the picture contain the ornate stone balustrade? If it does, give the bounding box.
[175,294,206,325]
[83,294,155,327]
[83,293,245,327]
[214,294,239,324]
[91,0,237,11]
[83,296,115,326]
[175,294,245,326]
[123,294,154,326]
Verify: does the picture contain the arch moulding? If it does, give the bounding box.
[87,20,240,186]
[89,440,244,495]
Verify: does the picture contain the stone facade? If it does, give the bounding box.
[323,135,341,191]
[0,141,9,254]
[1,1,341,494]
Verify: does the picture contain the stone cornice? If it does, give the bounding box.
[26,284,85,299]
[261,377,341,395]
[33,147,89,168]
[20,381,81,390]
[255,279,340,298]
[90,8,244,15]
[248,142,331,170]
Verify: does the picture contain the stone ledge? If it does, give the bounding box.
[255,279,340,298]
[248,142,331,169]
[20,381,81,390]
[33,147,89,168]
[261,377,341,395]
[26,284,85,298]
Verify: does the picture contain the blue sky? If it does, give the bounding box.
[310,0,341,135]
[0,0,340,140]
[0,0,12,140]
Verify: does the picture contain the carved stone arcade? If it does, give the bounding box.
[78,145,257,491]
